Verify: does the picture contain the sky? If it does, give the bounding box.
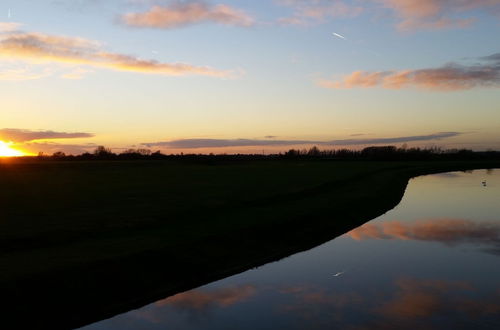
[1,0,499,155]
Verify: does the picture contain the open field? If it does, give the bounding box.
[1,159,499,329]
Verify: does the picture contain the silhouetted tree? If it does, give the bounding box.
[284,149,299,157]
[136,148,151,156]
[52,151,66,158]
[307,146,321,157]
[93,146,113,158]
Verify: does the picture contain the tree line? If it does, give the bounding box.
[32,145,500,162]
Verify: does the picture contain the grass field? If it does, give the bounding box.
[1,159,498,329]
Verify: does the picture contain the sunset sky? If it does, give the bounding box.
[1,0,499,155]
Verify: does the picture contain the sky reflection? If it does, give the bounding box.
[80,170,500,330]
[348,218,500,255]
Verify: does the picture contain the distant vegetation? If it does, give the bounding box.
[31,145,500,161]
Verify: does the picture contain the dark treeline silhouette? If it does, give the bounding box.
[283,145,500,161]
[30,145,500,162]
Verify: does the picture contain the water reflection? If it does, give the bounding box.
[348,218,500,255]
[81,170,500,330]
[130,285,257,325]
[112,279,500,330]
[155,285,257,311]
[279,279,500,330]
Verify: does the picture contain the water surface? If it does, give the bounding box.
[81,170,500,330]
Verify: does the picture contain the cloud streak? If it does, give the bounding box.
[318,53,500,91]
[0,25,231,78]
[0,128,94,143]
[143,132,461,149]
[121,1,254,29]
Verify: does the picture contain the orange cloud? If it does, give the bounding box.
[0,28,231,78]
[377,0,500,31]
[121,1,254,29]
[319,54,500,91]
[155,285,256,311]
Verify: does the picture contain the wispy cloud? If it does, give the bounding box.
[0,24,232,78]
[143,132,461,149]
[376,0,500,31]
[0,66,52,81]
[277,0,500,30]
[0,128,94,143]
[0,22,22,32]
[277,0,363,26]
[121,1,254,29]
[318,53,500,91]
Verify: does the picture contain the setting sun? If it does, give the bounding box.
[0,141,24,157]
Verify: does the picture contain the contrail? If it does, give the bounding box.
[332,32,346,40]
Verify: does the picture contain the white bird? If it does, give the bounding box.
[332,32,347,40]
[333,271,345,277]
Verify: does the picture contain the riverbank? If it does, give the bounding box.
[1,160,498,329]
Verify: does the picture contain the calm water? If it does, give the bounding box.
[80,170,500,330]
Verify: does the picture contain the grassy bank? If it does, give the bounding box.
[0,159,498,329]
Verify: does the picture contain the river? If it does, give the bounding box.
[80,169,500,330]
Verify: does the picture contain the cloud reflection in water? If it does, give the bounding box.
[348,218,500,255]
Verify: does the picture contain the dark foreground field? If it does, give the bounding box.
[1,159,499,329]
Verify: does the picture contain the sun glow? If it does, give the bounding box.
[0,141,25,157]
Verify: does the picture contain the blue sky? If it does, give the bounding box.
[1,0,499,154]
